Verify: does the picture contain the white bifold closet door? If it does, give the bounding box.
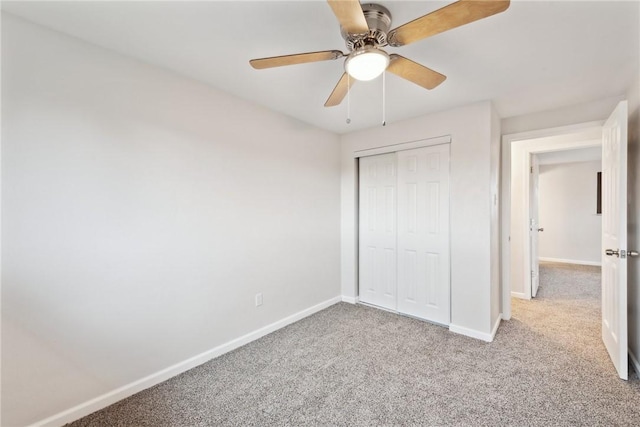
[359,144,450,325]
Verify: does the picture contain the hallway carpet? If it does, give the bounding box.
[70,262,640,426]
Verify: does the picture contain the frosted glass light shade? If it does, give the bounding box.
[345,47,390,81]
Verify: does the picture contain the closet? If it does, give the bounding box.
[358,143,450,325]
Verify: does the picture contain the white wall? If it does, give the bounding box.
[538,160,602,265]
[627,72,640,370]
[501,95,625,135]
[1,14,341,426]
[340,101,498,340]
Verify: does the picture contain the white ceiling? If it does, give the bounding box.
[2,1,639,134]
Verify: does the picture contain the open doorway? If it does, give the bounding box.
[501,123,603,304]
[533,147,603,296]
[501,101,630,380]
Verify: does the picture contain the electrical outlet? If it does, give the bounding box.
[255,293,263,307]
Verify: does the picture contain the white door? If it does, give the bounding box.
[397,145,450,324]
[358,153,397,310]
[602,100,628,380]
[530,154,541,298]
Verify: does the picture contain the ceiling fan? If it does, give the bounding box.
[250,0,510,107]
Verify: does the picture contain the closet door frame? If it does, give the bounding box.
[354,136,451,158]
[355,135,452,323]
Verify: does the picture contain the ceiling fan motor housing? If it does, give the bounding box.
[341,3,392,51]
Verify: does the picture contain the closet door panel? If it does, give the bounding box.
[397,145,450,324]
[358,153,397,310]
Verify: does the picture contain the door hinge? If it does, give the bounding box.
[531,270,535,277]
[530,166,533,173]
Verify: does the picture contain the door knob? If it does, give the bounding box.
[629,250,639,257]
[605,249,620,257]
[537,228,544,232]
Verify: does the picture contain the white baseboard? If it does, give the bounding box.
[341,295,359,304]
[629,349,640,378]
[539,257,601,267]
[449,323,495,343]
[511,291,529,300]
[28,296,342,427]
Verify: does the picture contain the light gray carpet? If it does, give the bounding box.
[69,262,640,426]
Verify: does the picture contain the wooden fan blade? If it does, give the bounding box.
[250,50,343,69]
[327,0,369,34]
[388,0,510,47]
[325,73,355,107]
[387,55,446,90]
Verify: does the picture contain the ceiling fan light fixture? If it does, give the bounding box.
[345,46,390,81]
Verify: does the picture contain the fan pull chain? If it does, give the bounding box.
[346,74,351,124]
[382,71,386,126]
